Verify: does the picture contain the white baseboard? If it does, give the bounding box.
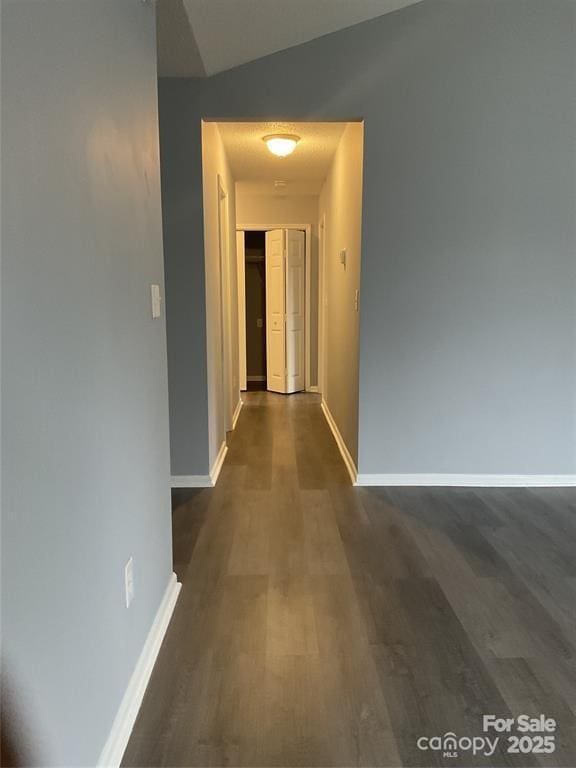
[321,398,357,485]
[356,473,576,487]
[97,573,181,768]
[170,475,212,488]
[308,385,319,393]
[247,375,266,382]
[210,440,228,486]
[170,439,231,490]
[232,398,243,430]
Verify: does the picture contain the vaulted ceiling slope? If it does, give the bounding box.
[157,0,424,77]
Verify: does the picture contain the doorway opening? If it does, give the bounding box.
[238,228,307,394]
[201,119,364,483]
[242,231,267,391]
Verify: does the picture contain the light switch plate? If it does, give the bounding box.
[339,249,347,267]
[151,284,162,318]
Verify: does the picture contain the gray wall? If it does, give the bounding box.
[158,73,210,475]
[160,0,575,477]
[319,123,364,466]
[1,2,173,765]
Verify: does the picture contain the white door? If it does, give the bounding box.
[265,228,305,394]
[285,229,305,393]
[265,229,286,393]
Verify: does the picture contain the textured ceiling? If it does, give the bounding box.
[216,121,349,194]
[158,0,424,77]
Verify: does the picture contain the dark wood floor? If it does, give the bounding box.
[123,392,576,767]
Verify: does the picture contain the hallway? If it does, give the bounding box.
[123,393,576,767]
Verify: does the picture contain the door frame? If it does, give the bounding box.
[318,213,326,398]
[236,231,247,391]
[237,223,313,391]
[217,175,233,432]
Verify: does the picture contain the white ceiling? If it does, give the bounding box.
[156,0,205,77]
[158,0,424,77]
[217,121,349,195]
[236,180,326,197]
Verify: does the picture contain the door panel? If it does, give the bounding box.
[285,230,305,393]
[265,229,286,393]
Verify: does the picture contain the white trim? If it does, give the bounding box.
[217,175,234,434]
[170,475,212,488]
[231,398,242,430]
[170,439,231,489]
[97,573,181,768]
[308,385,319,393]
[321,398,357,485]
[318,214,326,397]
[210,440,228,485]
[236,231,247,391]
[237,223,313,393]
[304,229,311,391]
[247,375,266,382]
[356,474,576,487]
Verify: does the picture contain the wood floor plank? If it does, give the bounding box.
[227,490,271,576]
[260,653,330,767]
[311,573,373,659]
[212,575,268,665]
[268,465,307,577]
[266,574,319,657]
[302,489,350,575]
[190,651,266,767]
[316,649,401,767]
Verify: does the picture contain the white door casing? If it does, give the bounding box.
[318,214,327,398]
[217,176,233,431]
[265,229,287,393]
[285,229,305,393]
[238,223,313,391]
[236,230,247,391]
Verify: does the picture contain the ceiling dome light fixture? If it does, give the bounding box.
[263,134,300,157]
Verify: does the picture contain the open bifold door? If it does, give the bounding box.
[265,228,305,394]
